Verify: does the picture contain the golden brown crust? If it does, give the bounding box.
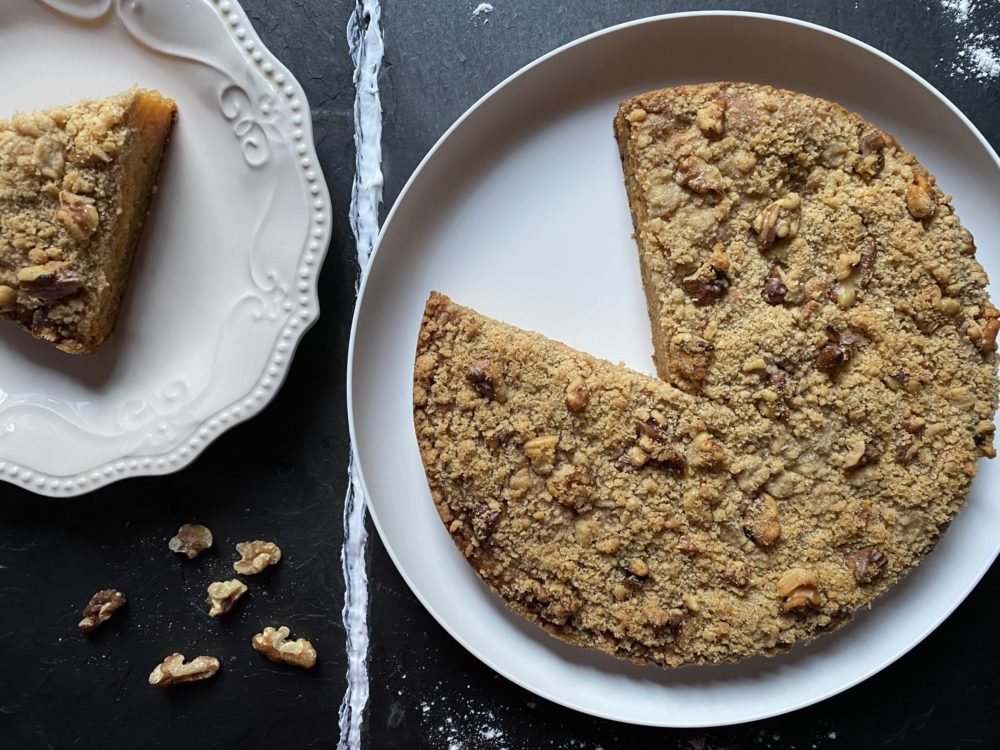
[413,85,997,668]
[0,88,176,353]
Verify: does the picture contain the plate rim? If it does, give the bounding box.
[347,10,1000,726]
[1,0,332,497]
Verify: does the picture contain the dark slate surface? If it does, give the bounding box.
[2,1,999,749]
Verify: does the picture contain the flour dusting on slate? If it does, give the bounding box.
[937,0,1000,81]
[339,1,384,749]
[410,677,844,749]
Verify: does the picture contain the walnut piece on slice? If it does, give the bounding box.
[682,264,729,305]
[906,171,937,219]
[761,265,788,305]
[742,493,781,547]
[148,653,220,688]
[168,523,214,559]
[668,333,715,387]
[673,155,724,195]
[964,305,1000,353]
[252,626,317,669]
[207,579,248,617]
[523,435,559,476]
[565,375,589,412]
[696,99,727,137]
[78,589,126,634]
[546,463,594,512]
[848,546,889,584]
[776,568,821,612]
[465,359,505,401]
[634,419,687,470]
[233,540,282,575]
[843,436,880,470]
[854,128,887,178]
[54,190,99,240]
[753,193,800,248]
[816,327,863,372]
[17,261,82,301]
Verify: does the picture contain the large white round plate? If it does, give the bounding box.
[0,0,330,496]
[349,12,1000,726]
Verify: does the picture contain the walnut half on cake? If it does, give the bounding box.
[0,88,176,354]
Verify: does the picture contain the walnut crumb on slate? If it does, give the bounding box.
[252,626,317,669]
[148,654,220,688]
[206,579,247,617]
[168,523,214,559]
[78,589,126,634]
[233,540,282,574]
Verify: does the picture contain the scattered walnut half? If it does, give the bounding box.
[816,327,863,372]
[78,589,126,634]
[674,156,724,195]
[252,626,317,669]
[753,193,800,248]
[148,653,220,688]
[776,568,821,611]
[233,540,282,575]
[54,190,99,240]
[848,546,889,584]
[168,523,214,559]
[207,579,248,617]
[16,261,82,300]
[742,493,781,546]
[906,171,937,219]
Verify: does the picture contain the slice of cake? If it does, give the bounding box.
[613,83,997,425]
[414,291,995,667]
[0,88,176,354]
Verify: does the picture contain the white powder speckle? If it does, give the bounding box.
[473,2,494,20]
[828,731,839,740]
[936,2,1000,81]
[940,0,973,22]
[970,45,1000,78]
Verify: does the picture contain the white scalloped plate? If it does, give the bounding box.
[349,12,1000,727]
[0,0,330,496]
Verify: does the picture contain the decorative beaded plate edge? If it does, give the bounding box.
[0,0,331,496]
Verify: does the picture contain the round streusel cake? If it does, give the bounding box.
[412,83,998,668]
